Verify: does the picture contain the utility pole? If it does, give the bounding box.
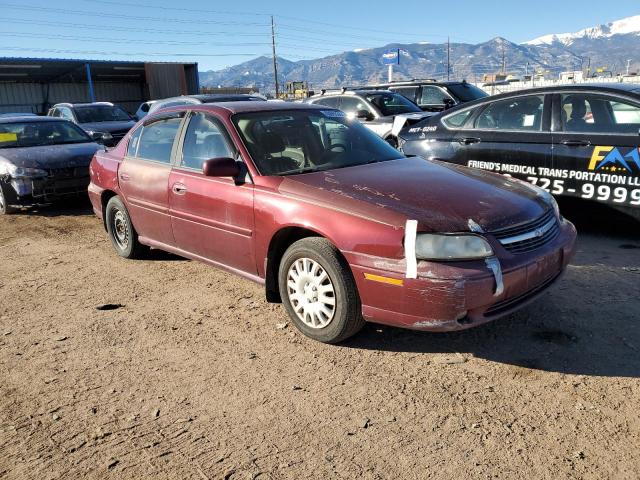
[447,37,450,81]
[501,43,506,75]
[271,15,279,98]
[586,57,591,78]
[626,59,632,76]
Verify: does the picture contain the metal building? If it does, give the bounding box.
[0,58,199,114]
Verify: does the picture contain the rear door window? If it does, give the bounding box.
[475,95,544,131]
[420,86,452,106]
[391,86,418,103]
[442,108,476,128]
[312,97,340,108]
[340,96,373,116]
[136,117,182,163]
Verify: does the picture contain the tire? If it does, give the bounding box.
[278,237,365,343]
[0,181,17,215]
[105,196,144,259]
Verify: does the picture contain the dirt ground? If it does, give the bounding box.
[0,197,638,480]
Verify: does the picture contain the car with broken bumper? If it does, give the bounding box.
[88,102,576,343]
[0,116,102,214]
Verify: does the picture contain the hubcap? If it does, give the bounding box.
[112,210,129,249]
[286,258,336,329]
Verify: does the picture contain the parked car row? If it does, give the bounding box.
[2,82,637,344]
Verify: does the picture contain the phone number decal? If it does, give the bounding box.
[526,177,640,205]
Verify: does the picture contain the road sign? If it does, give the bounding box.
[382,49,399,65]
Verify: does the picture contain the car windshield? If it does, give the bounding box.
[447,83,488,102]
[74,105,131,123]
[364,92,422,116]
[232,109,403,176]
[0,121,92,148]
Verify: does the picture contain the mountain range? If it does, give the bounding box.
[199,15,640,93]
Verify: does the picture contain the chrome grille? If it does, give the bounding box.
[492,210,559,254]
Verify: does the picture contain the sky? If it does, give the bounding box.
[1,0,639,71]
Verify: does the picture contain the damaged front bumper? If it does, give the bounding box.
[346,219,577,332]
[2,168,90,207]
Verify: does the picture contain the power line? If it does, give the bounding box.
[0,2,270,26]
[0,31,271,47]
[2,16,270,37]
[1,46,264,58]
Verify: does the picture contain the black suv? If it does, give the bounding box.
[363,80,488,112]
[48,102,136,147]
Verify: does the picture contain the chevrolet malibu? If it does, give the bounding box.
[88,102,577,343]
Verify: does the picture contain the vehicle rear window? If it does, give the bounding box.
[447,83,488,102]
[0,121,91,148]
[136,117,182,163]
[75,105,131,123]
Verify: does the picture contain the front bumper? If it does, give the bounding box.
[347,219,577,332]
[5,170,90,206]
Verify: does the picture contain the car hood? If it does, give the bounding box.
[0,142,102,170]
[78,120,136,133]
[278,157,550,233]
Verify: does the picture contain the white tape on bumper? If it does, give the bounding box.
[405,219,418,279]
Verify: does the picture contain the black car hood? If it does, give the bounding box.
[78,120,135,133]
[0,142,102,169]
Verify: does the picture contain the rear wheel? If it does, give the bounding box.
[278,237,365,343]
[0,181,17,215]
[105,196,144,259]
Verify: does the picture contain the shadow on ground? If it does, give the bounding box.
[14,197,94,217]
[344,200,640,378]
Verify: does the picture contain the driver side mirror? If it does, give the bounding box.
[443,98,455,110]
[356,109,374,121]
[202,157,240,178]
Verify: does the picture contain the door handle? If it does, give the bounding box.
[172,183,187,195]
[119,173,130,181]
[561,140,591,147]
[458,137,481,145]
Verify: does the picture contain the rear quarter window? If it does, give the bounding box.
[442,108,474,128]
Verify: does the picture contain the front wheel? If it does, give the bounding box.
[278,238,365,343]
[105,196,144,259]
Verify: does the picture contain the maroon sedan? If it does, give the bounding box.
[88,102,576,343]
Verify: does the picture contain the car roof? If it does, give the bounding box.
[368,80,469,87]
[53,102,115,108]
[0,116,72,124]
[432,82,640,117]
[309,89,394,99]
[163,101,327,115]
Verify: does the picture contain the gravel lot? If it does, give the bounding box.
[0,198,639,480]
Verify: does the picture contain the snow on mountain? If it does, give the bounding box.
[525,15,640,46]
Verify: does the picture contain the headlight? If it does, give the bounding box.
[8,164,48,178]
[87,131,112,141]
[415,233,493,261]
